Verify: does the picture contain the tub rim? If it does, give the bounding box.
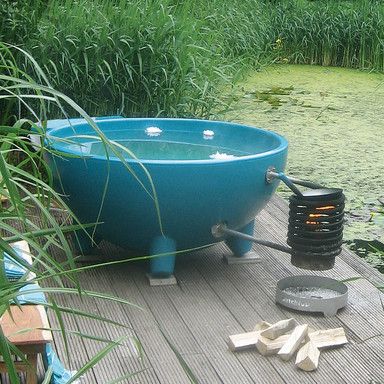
[44,117,288,165]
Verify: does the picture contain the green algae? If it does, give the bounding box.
[226,64,384,246]
[246,86,294,108]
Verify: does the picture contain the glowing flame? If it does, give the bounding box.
[315,205,335,211]
[305,206,335,225]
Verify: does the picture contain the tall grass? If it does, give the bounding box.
[19,0,232,119]
[265,0,384,70]
[2,0,384,122]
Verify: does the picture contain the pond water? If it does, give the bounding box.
[225,64,384,251]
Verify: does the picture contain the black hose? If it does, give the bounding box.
[284,176,324,190]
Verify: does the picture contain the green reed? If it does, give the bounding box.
[2,0,384,123]
[266,0,384,71]
[18,0,231,119]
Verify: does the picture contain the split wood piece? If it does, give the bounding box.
[277,324,308,361]
[260,318,298,340]
[309,328,348,349]
[256,333,291,356]
[228,321,271,351]
[295,341,320,372]
[255,326,347,356]
[254,321,272,332]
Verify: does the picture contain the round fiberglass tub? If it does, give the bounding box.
[44,117,288,276]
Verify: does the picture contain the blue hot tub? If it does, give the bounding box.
[44,117,288,276]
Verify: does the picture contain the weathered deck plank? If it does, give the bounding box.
[42,195,384,384]
[192,250,348,384]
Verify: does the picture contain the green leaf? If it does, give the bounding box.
[67,337,127,383]
[0,325,20,384]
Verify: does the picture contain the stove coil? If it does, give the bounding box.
[287,188,345,270]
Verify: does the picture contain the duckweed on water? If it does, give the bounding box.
[245,86,294,108]
[227,64,384,246]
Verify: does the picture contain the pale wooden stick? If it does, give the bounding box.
[295,341,320,371]
[254,321,272,331]
[260,318,298,340]
[309,328,348,349]
[277,324,308,361]
[228,321,271,351]
[256,333,291,356]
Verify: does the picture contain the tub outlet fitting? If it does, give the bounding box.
[265,166,278,184]
[211,223,226,239]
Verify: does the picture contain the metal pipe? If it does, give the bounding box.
[278,174,324,190]
[274,172,303,197]
[266,169,324,191]
[212,223,292,254]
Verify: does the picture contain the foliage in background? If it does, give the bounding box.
[20,0,232,120]
[267,0,384,69]
[3,0,384,123]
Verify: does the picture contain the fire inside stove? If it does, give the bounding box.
[287,188,345,270]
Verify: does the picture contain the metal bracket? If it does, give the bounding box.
[211,223,226,239]
[265,166,278,184]
[146,273,177,286]
[223,251,261,264]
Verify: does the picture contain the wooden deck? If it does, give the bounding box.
[46,196,384,384]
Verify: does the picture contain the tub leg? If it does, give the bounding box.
[147,236,177,286]
[224,220,261,264]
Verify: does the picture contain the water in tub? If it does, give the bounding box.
[80,129,251,160]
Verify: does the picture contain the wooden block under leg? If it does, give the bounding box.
[295,341,320,372]
[277,324,308,361]
[260,318,298,340]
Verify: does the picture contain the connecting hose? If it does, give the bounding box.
[212,223,292,254]
[266,168,324,195]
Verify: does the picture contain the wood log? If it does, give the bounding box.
[256,333,291,356]
[230,319,347,355]
[254,321,272,331]
[260,318,298,340]
[308,328,348,349]
[228,321,271,351]
[295,341,320,371]
[277,324,308,361]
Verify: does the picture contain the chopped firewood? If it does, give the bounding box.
[228,322,271,351]
[260,318,298,340]
[295,341,320,371]
[277,324,308,361]
[256,333,291,356]
[254,321,272,331]
[230,318,348,374]
[309,327,348,349]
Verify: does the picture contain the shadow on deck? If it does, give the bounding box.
[47,196,384,384]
